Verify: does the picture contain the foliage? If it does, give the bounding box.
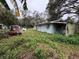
[23,0,28,10]
[0,33,8,39]
[47,0,66,21]
[20,12,46,28]
[0,38,27,59]
[20,17,33,28]
[9,39,27,50]
[48,34,79,45]
[0,29,79,59]
[0,29,9,39]
[0,0,9,9]
[47,0,79,21]
[0,4,19,26]
[34,48,44,59]
[66,17,75,24]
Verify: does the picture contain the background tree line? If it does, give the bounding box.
[47,0,79,21]
[1,0,79,27]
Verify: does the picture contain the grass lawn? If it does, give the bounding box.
[0,29,79,59]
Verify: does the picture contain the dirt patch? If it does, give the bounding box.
[18,43,60,59]
[37,43,60,59]
[18,51,37,59]
[68,53,79,59]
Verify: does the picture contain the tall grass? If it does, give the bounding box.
[47,34,79,45]
[0,29,79,59]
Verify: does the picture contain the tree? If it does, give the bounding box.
[0,3,19,26]
[60,0,79,15]
[20,11,46,28]
[47,0,66,21]
[19,0,28,17]
[23,0,28,10]
[0,0,9,9]
[47,0,79,21]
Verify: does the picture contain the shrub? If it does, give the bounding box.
[10,39,26,50]
[34,48,44,59]
[0,33,9,39]
[50,34,79,45]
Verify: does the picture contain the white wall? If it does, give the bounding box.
[47,24,56,33]
[36,24,65,34]
[36,24,56,34]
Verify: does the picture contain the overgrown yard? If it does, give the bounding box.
[0,29,79,59]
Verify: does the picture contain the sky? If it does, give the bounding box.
[62,14,79,22]
[6,0,49,13]
[27,0,49,13]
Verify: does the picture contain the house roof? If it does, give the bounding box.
[36,20,67,26]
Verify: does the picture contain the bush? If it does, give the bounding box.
[50,34,79,45]
[0,33,9,39]
[10,39,27,50]
[0,29,9,39]
[34,48,44,59]
[0,4,19,26]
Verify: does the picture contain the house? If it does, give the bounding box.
[34,20,66,34]
[35,20,79,36]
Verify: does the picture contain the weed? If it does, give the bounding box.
[10,39,26,50]
[34,48,44,59]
